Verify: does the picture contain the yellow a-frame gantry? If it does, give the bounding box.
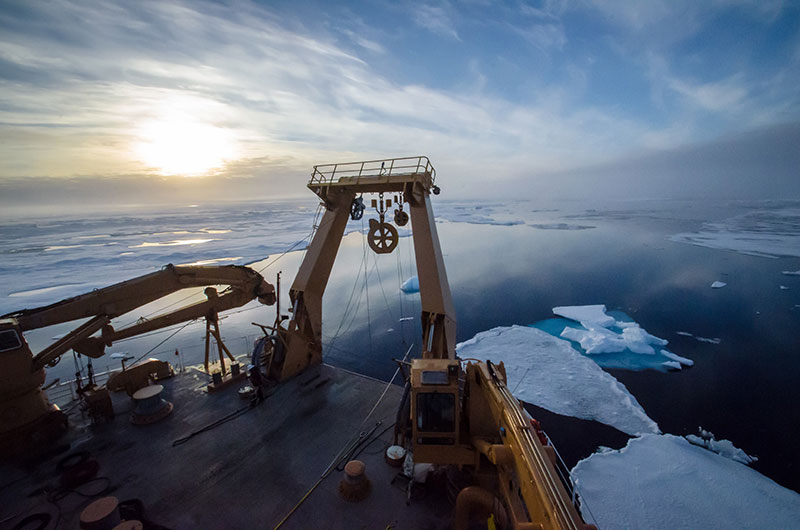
[267,156,457,383]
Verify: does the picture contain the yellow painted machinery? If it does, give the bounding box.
[0,264,275,454]
[289,156,594,529]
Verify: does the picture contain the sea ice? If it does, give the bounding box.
[435,202,524,226]
[456,325,659,436]
[685,427,757,465]
[675,331,693,337]
[400,276,420,293]
[661,350,694,366]
[782,270,800,276]
[669,208,800,259]
[695,336,721,344]
[662,361,682,370]
[527,223,595,231]
[779,285,790,290]
[552,305,616,328]
[572,434,799,529]
[711,281,727,288]
[546,306,690,371]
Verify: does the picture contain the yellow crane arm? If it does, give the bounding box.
[4,264,274,331]
[467,361,593,530]
[1,264,275,371]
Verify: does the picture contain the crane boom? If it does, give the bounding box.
[5,264,274,331]
[0,263,275,453]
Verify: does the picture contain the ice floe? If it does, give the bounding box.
[400,276,420,293]
[538,305,692,372]
[552,305,616,328]
[711,280,727,288]
[674,331,720,344]
[685,427,757,465]
[527,223,594,231]
[782,270,800,276]
[661,350,694,367]
[572,434,799,529]
[780,285,790,290]
[456,325,659,436]
[435,202,524,226]
[669,208,800,259]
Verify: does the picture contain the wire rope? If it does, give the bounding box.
[361,216,373,357]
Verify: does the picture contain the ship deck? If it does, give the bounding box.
[0,364,452,529]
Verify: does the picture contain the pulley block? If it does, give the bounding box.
[393,209,409,227]
[367,218,399,254]
[350,197,365,221]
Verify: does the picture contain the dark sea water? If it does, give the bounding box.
[4,197,799,494]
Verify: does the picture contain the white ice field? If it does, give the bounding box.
[670,207,800,259]
[456,325,659,436]
[572,434,800,529]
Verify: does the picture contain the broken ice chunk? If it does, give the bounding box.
[661,350,694,366]
[400,276,420,293]
[686,427,757,465]
[711,281,727,288]
[552,304,616,328]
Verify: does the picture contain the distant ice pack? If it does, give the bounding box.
[670,208,800,259]
[456,325,659,436]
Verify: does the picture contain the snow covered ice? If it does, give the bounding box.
[552,305,616,328]
[572,434,800,529]
[456,325,659,436]
[685,427,757,465]
[539,305,693,371]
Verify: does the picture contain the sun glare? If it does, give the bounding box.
[135,118,237,176]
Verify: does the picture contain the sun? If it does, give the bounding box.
[135,117,237,176]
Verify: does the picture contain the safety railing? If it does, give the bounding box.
[542,430,598,526]
[309,156,435,187]
[45,333,264,408]
[46,369,116,409]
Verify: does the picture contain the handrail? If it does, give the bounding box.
[309,156,435,187]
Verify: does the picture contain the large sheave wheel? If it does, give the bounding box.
[368,219,399,254]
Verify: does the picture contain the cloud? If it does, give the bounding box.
[519,22,567,51]
[504,121,800,200]
[668,75,748,112]
[411,3,461,41]
[0,0,797,203]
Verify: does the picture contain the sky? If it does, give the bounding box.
[0,0,799,205]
